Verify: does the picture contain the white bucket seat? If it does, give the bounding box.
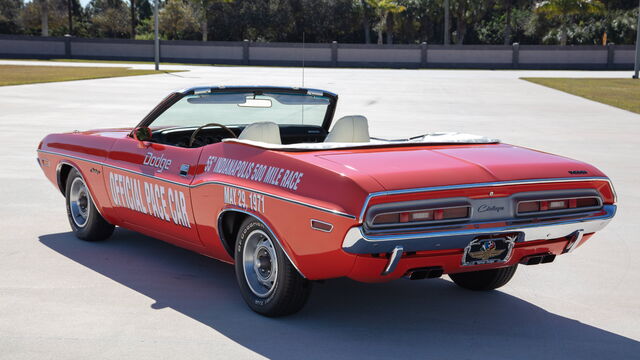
[238,122,282,144]
[324,115,370,143]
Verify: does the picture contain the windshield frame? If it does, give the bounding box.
[135,86,338,132]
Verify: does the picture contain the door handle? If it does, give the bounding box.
[179,164,190,177]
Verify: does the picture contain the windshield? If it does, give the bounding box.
[150,91,332,129]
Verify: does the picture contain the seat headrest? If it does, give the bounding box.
[238,122,282,144]
[324,115,370,143]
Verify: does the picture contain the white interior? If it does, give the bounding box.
[324,115,371,143]
[238,121,282,145]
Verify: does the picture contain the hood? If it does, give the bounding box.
[316,144,605,191]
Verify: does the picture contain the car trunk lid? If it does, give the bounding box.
[316,143,603,191]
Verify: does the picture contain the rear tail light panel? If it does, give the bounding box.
[366,198,471,230]
[364,189,605,232]
[515,194,602,217]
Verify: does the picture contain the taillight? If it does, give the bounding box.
[372,206,470,226]
[517,196,601,215]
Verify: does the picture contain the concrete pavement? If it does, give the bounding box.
[0,61,639,359]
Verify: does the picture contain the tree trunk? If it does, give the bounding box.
[360,0,371,44]
[503,2,512,45]
[386,12,393,44]
[443,0,450,46]
[40,0,48,37]
[67,0,73,35]
[377,11,386,45]
[559,18,567,46]
[131,0,136,39]
[456,16,466,44]
[202,19,208,42]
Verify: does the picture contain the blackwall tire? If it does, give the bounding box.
[234,218,311,317]
[449,265,518,291]
[64,169,114,242]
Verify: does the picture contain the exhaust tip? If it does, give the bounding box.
[520,253,556,265]
[407,266,443,280]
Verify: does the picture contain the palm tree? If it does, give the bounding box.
[535,0,605,45]
[366,0,406,44]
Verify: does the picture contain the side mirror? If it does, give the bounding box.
[132,126,152,142]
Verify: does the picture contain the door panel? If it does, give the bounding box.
[105,137,203,247]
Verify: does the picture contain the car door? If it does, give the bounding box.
[105,136,204,248]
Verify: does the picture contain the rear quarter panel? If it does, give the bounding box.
[190,142,383,279]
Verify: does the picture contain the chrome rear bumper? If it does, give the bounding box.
[342,205,616,254]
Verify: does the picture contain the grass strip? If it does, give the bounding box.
[522,77,640,114]
[0,65,179,86]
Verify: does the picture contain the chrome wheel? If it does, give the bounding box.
[243,229,278,297]
[69,177,90,228]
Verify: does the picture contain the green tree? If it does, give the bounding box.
[0,0,23,34]
[63,0,81,35]
[391,0,442,44]
[160,0,198,39]
[190,0,233,41]
[366,0,406,44]
[534,0,605,45]
[88,0,131,38]
[21,0,74,36]
[450,0,494,44]
[501,0,531,44]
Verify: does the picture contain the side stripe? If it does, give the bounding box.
[38,149,357,219]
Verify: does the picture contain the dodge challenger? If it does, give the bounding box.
[37,86,617,316]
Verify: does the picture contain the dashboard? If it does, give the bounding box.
[150,125,328,148]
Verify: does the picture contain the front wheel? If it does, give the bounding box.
[234,218,311,317]
[65,169,114,241]
[449,265,518,291]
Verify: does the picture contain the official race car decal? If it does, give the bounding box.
[108,171,191,228]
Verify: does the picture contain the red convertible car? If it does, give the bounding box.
[37,86,616,316]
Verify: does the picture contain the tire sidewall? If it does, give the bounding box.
[235,219,288,312]
[65,169,99,238]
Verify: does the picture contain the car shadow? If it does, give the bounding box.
[40,229,639,360]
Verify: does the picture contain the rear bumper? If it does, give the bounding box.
[346,235,592,282]
[342,205,616,255]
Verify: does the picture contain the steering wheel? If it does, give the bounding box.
[188,123,237,148]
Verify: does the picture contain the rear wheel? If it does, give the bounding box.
[449,265,518,291]
[234,218,311,317]
[65,169,114,241]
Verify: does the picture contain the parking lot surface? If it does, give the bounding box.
[0,60,638,359]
